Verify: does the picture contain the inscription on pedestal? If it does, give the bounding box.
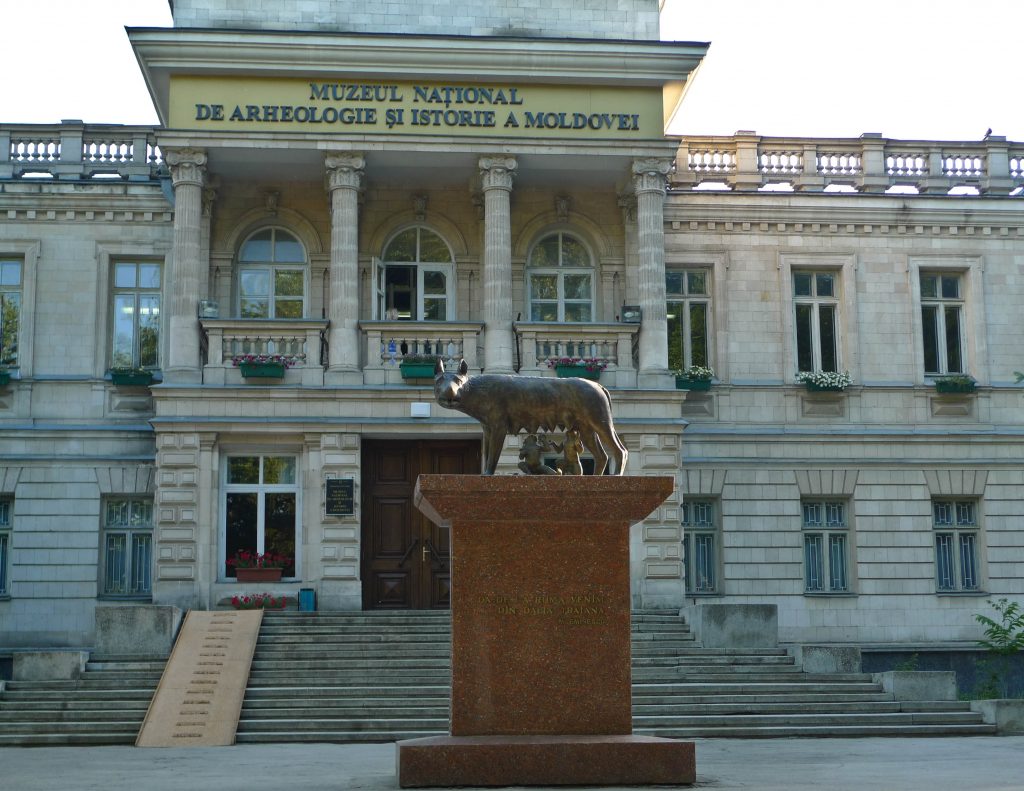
[477,592,615,626]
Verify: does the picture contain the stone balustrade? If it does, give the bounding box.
[674,132,1024,195]
[359,320,483,384]
[199,318,329,385]
[514,321,639,387]
[0,121,161,180]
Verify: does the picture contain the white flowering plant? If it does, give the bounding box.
[674,365,715,381]
[231,353,302,368]
[796,370,853,389]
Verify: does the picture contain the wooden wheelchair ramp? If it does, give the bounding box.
[136,610,263,747]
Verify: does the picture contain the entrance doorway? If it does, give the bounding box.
[361,439,479,609]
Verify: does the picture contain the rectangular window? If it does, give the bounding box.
[101,498,153,597]
[793,271,838,373]
[666,270,711,371]
[111,261,161,369]
[682,499,717,594]
[920,273,965,375]
[0,498,11,596]
[1,259,23,368]
[802,500,849,593]
[223,455,298,579]
[933,500,980,592]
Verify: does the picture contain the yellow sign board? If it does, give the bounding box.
[169,76,665,140]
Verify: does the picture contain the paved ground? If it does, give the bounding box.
[2,737,1022,790]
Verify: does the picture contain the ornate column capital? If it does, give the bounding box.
[165,148,207,187]
[631,158,672,195]
[325,152,365,192]
[479,156,517,192]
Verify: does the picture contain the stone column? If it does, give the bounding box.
[324,153,365,385]
[164,148,207,383]
[632,158,673,388]
[479,156,517,373]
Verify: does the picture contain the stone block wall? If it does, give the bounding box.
[170,0,661,40]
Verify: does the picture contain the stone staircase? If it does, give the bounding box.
[0,656,163,746]
[232,609,995,742]
[0,609,997,745]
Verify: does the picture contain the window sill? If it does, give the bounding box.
[935,590,988,597]
[803,591,857,598]
[0,595,10,602]
[98,595,153,603]
[686,591,722,598]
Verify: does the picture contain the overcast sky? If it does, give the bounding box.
[1,0,1020,141]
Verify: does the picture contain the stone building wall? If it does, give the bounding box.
[170,0,662,40]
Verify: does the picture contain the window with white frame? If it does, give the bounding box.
[0,498,11,596]
[666,270,711,372]
[1,259,22,368]
[376,226,454,321]
[238,228,308,319]
[111,261,161,369]
[526,232,594,322]
[920,272,965,375]
[683,499,718,594]
[223,455,298,579]
[101,498,153,597]
[933,499,980,592]
[802,500,849,593]
[793,271,839,373]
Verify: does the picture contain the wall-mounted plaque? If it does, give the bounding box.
[325,478,355,516]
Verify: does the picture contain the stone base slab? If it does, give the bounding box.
[396,734,695,787]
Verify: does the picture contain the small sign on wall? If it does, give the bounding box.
[325,478,355,516]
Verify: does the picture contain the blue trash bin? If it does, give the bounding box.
[298,588,317,612]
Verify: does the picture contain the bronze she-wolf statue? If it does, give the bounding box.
[433,359,628,475]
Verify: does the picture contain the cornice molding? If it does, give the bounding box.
[128,28,706,125]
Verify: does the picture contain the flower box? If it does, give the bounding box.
[109,370,154,387]
[0,371,10,387]
[675,377,711,391]
[399,362,437,379]
[239,361,286,379]
[234,566,283,583]
[554,364,601,381]
[804,381,845,393]
[935,379,976,394]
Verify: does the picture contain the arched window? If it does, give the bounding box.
[526,232,593,322]
[375,226,454,321]
[238,228,307,318]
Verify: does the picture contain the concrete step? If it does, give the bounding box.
[234,729,442,744]
[633,711,987,728]
[0,709,149,722]
[238,717,449,732]
[0,732,139,747]
[84,661,167,672]
[633,700,974,716]
[241,704,448,717]
[0,699,153,712]
[634,723,999,738]
[0,720,142,735]
[245,685,450,699]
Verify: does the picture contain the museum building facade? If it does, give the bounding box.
[1,0,1023,651]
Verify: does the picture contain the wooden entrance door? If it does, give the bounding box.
[361,439,479,609]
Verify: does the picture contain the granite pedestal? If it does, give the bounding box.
[396,474,695,787]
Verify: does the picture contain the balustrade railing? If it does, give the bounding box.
[674,133,1023,195]
[514,322,639,386]
[1,121,161,180]
[360,321,484,372]
[200,319,329,369]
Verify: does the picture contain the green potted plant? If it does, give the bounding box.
[547,357,607,381]
[674,365,715,391]
[108,366,155,387]
[934,374,976,394]
[231,353,297,379]
[0,368,11,387]
[399,354,440,379]
[227,550,291,582]
[796,370,853,392]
